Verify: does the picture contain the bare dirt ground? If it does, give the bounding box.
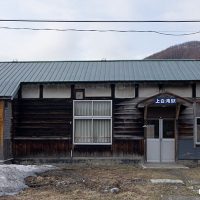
[0,163,200,200]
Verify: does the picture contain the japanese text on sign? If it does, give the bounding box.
[155,98,176,104]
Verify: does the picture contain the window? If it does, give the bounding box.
[73,100,112,145]
[75,89,85,99]
[195,117,200,144]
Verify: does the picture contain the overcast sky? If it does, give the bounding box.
[0,0,200,61]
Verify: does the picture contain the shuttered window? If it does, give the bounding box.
[73,100,112,145]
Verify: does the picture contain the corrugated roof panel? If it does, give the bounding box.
[192,62,200,79]
[88,62,97,81]
[28,62,47,82]
[104,62,110,81]
[59,62,71,81]
[43,62,57,81]
[53,62,65,81]
[0,60,200,97]
[135,61,144,80]
[0,63,28,95]
[82,62,91,81]
[64,62,77,81]
[23,63,39,82]
[75,62,86,81]
[162,61,174,80]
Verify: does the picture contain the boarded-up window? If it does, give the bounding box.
[73,100,112,144]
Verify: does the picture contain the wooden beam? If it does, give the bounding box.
[144,105,148,120]
[135,84,139,97]
[111,84,115,99]
[175,119,178,161]
[71,85,75,99]
[176,103,181,120]
[192,83,196,98]
[39,84,43,99]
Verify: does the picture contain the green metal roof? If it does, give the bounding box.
[0,60,200,98]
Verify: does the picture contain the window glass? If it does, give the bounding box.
[74,101,92,116]
[163,120,174,139]
[146,120,159,138]
[93,101,111,116]
[74,100,112,144]
[93,119,111,143]
[74,119,92,143]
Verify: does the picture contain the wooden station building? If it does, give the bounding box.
[0,60,200,163]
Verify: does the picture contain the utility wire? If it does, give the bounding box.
[0,19,200,23]
[0,26,200,36]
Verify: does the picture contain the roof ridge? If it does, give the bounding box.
[0,59,200,63]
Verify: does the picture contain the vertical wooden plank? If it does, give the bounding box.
[175,119,178,161]
[0,101,4,159]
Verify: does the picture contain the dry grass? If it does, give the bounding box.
[0,164,200,200]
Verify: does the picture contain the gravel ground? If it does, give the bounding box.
[0,163,200,200]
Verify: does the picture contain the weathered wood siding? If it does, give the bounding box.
[13,99,73,157]
[113,99,144,156]
[12,98,145,158]
[0,101,4,160]
[178,105,194,138]
[3,102,12,160]
[177,102,199,159]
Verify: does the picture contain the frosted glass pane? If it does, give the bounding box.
[93,101,111,116]
[74,119,92,143]
[74,101,92,116]
[93,119,111,143]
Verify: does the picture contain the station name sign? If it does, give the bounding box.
[155,97,176,104]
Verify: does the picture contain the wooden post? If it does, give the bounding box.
[175,104,181,161]
[176,104,181,120]
[0,101,4,160]
[144,105,148,120]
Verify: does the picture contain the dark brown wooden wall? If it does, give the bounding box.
[12,99,73,157]
[12,98,144,158]
[113,99,144,156]
[178,105,194,138]
[13,99,73,137]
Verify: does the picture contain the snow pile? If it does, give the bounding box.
[0,164,55,196]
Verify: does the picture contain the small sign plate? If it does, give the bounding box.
[155,97,176,104]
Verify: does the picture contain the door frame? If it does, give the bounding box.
[145,118,176,162]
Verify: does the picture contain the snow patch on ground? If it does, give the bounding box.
[0,164,55,196]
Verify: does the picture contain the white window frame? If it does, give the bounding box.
[195,117,200,145]
[73,100,112,145]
